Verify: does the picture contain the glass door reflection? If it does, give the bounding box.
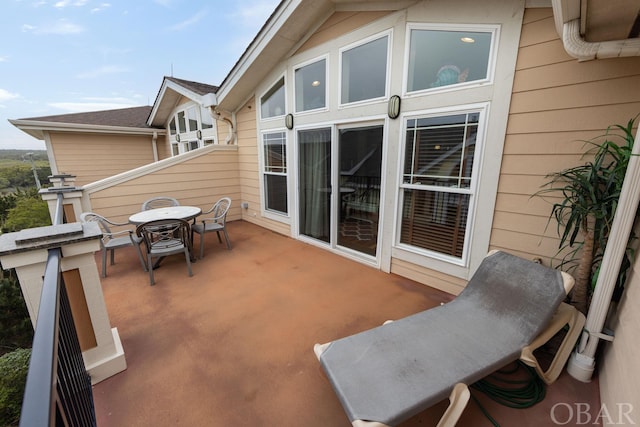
[338,125,383,256]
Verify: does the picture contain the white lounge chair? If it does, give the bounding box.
[314,250,585,427]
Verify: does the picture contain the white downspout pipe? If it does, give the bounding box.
[209,107,237,145]
[562,19,640,61]
[567,126,640,382]
[552,0,640,61]
[151,131,159,162]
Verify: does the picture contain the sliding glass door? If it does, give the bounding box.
[298,128,331,243]
[338,125,383,256]
[298,124,383,258]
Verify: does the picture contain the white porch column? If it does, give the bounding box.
[40,174,84,223]
[0,220,127,385]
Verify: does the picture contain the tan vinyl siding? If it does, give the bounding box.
[85,147,241,227]
[391,259,466,296]
[50,132,154,186]
[490,7,640,265]
[235,98,291,236]
[236,99,260,222]
[599,251,640,426]
[158,134,172,160]
[295,11,392,55]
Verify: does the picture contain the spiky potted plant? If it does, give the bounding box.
[535,117,638,315]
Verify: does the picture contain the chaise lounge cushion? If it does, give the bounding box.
[318,251,567,425]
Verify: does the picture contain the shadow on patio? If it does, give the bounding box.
[92,221,600,426]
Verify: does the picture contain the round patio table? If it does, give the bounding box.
[129,206,202,265]
[129,206,202,225]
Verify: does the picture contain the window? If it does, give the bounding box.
[399,112,480,259]
[168,104,217,155]
[177,111,186,133]
[187,107,198,131]
[201,106,213,129]
[261,77,285,119]
[341,35,388,104]
[407,27,494,93]
[295,59,326,112]
[263,131,288,214]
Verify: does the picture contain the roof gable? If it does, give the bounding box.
[147,76,219,127]
[215,0,418,111]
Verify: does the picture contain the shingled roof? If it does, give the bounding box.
[164,77,219,96]
[19,106,158,129]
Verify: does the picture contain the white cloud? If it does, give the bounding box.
[170,10,207,31]
[76,65,129,79]
[22,19,85,35]
[0,56,8,62]
[54,0,88,8]
[91,3,111,13]
[0,89,20,102]
[41,20,85,34]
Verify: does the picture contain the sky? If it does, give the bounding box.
[0,0,281,150]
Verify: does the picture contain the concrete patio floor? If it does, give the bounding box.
[92,220,601,426]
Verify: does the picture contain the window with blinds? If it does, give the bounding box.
[399,112,479,258]
[263,131,288,214]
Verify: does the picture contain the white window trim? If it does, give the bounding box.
[393,102,489,278]
[259,127,291,223]
[402,23,501,98]
[293,54,330,115]
[259,74,287,121]
[169,101,218,155]
[338,29,392,109]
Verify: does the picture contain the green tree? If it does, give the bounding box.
[0,193,18,227]
[3,197,51,233]
[0,276,32,354]
[0,348,31,427]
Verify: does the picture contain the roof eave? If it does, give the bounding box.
[215,0,330,111]
[215,0,420,112]
[147,78,218,127]
[10,119,165,140]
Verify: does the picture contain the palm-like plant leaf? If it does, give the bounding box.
[533,116,639,314]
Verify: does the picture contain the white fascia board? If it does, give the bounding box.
[147,79,217,125]
[216,0,301,104]
[147,79,176,125]
[333,0,418,12]
[10,119,165,137]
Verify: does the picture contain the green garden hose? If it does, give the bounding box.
[469,361,547,426]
